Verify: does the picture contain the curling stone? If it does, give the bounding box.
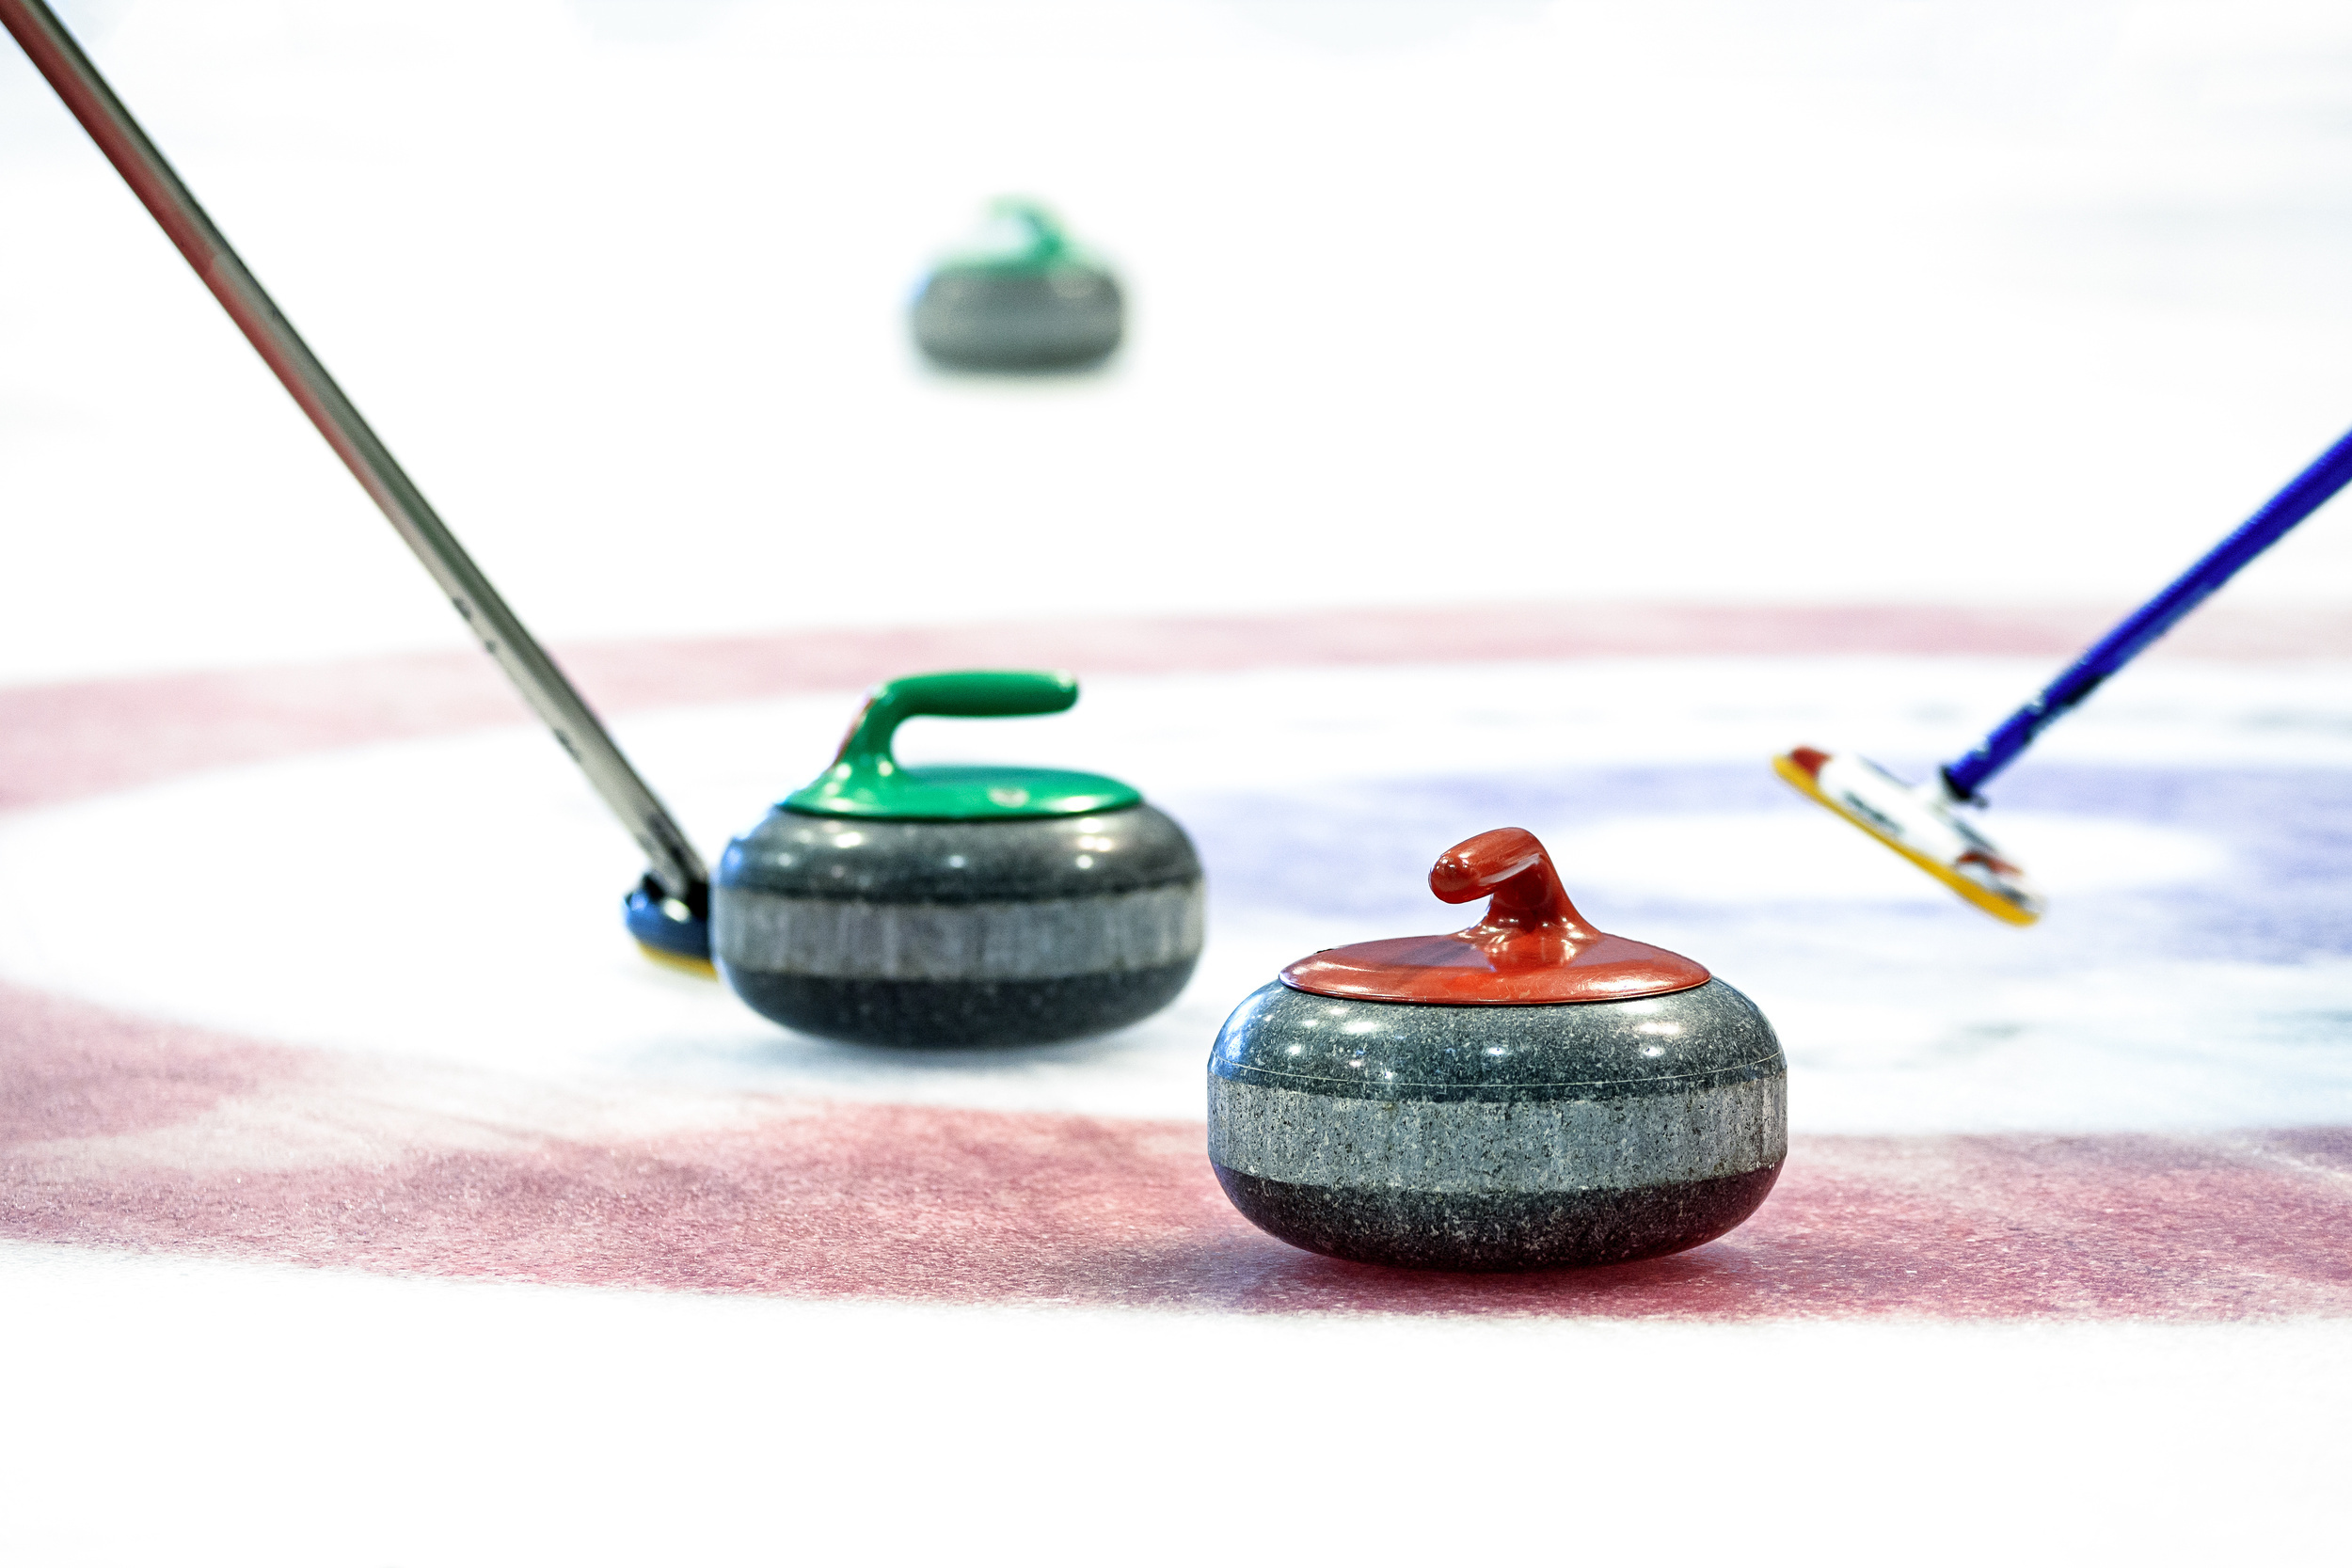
[1207,827,1786,1270]
[910,198,1122,372]
[713,670,1202,1047]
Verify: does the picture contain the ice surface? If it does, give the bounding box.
[6,657,2348,1132]
[10,1,2352,684]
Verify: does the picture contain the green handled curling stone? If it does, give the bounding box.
[910,199,1123,372]
[714,671,1204,1046]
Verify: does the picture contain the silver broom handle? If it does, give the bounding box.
[1,0,709,902]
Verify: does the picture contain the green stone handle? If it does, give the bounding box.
[838,670,1078,769]
[939,198,1072,275]
[784,669,1136,819]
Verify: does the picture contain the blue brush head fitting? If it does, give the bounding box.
[624,873,711,964]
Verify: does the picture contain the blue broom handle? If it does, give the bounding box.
[1943,422,2352,800]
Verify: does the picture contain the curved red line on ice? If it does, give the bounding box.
[6,609,2352,1317]
[3,984,2348,1319]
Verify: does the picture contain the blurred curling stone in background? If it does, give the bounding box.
[713,671,1203,1047]
[1208,828,1787,1270]
[909,198,1123,372]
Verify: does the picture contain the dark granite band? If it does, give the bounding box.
[719,807,1200,905]
[1209,979,1783,1103]
[724,960,1198,1049]
[1212,1161,1785,1272]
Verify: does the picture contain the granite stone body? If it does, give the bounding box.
[715,803,1200,1046]
[1207,978,1787,1270]
[911,269,1123,371]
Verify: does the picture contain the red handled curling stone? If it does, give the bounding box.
[1207,828,1787,1270]
[714,671,1202,1047]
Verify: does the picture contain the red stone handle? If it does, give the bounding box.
[1428,828,1598,942]
[1280,824,1709,1002]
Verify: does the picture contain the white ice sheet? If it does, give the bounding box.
[7,657,2348,1132]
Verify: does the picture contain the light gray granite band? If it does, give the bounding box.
[715,881,1203,981]
[1207,1072,1787,1195]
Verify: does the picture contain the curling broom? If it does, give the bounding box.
[1777,421,2352,925]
